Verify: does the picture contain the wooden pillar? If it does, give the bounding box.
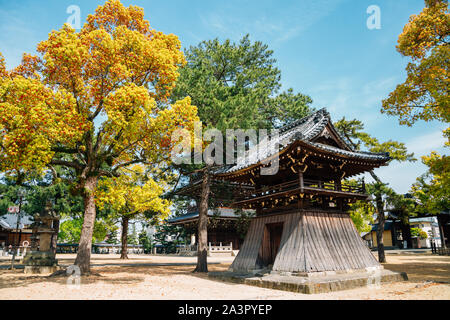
[299,172,304,192]
[337,198,343,211]
[256,205,262,216]
[334,179,341,191]
[322,196,328,210]
[298,196,304,209]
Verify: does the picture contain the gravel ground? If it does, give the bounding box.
[0,253,449,300]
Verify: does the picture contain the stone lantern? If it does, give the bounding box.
[23,201,61,274]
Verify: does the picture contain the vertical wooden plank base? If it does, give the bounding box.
[210,209,407,294]
[230,209,380,273]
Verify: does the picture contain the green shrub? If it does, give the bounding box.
[411,227,428,240]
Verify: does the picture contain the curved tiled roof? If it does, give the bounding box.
[308,142,390,161]
[224,108,390,173]
[168,208,255,223]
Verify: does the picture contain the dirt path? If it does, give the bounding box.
[0,253,449,300]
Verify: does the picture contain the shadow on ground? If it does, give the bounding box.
[0,261,232,290]
[382,256,450,283]
[0,270,145,289]
[1,254,448,292]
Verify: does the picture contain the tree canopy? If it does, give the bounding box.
[96,164,173,258]
[381,0,449,127]
[0,0,199,273]
[334,117,415,262]
[334,118,416,164]
[380,0,449,219]
[96,165,172,222]
[411,151,449,215]
[169,35,313,272]
[171,35,312,132]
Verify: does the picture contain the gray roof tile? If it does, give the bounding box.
[226,108,390,173]
[168,208,254,223]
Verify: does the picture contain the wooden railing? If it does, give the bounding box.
[303,179,364,193]
[235,178,365,203]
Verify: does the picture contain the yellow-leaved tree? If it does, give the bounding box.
[411,152,450,217]
[96,165,172,259]
[382,0,449,126]
[381,0,449,230]
[0,0,198,273]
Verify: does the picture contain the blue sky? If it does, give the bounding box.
[0,0,447,193]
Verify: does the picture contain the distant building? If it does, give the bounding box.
[362,220,403,249]
[436,210,450,247]
[409,217,442,248]
[362,216,443,249]
[168,207,254,250]
[0,213,34,248]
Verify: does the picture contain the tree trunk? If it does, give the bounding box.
[369,170,386,263]
[51,219,60,256]
[74,176,98,274]
[120,216,129,259]
[10,195,24,270]
[401,219,412,249]
[438,215,447,248]
[51,173,61,257]
[375,195,386,263]
[194,167,211,273]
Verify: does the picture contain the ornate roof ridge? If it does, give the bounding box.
[278,108,329,136]
[222,108,391,173]
[309,142,391,160]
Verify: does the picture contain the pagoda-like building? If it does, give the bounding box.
[209,109,407,291]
